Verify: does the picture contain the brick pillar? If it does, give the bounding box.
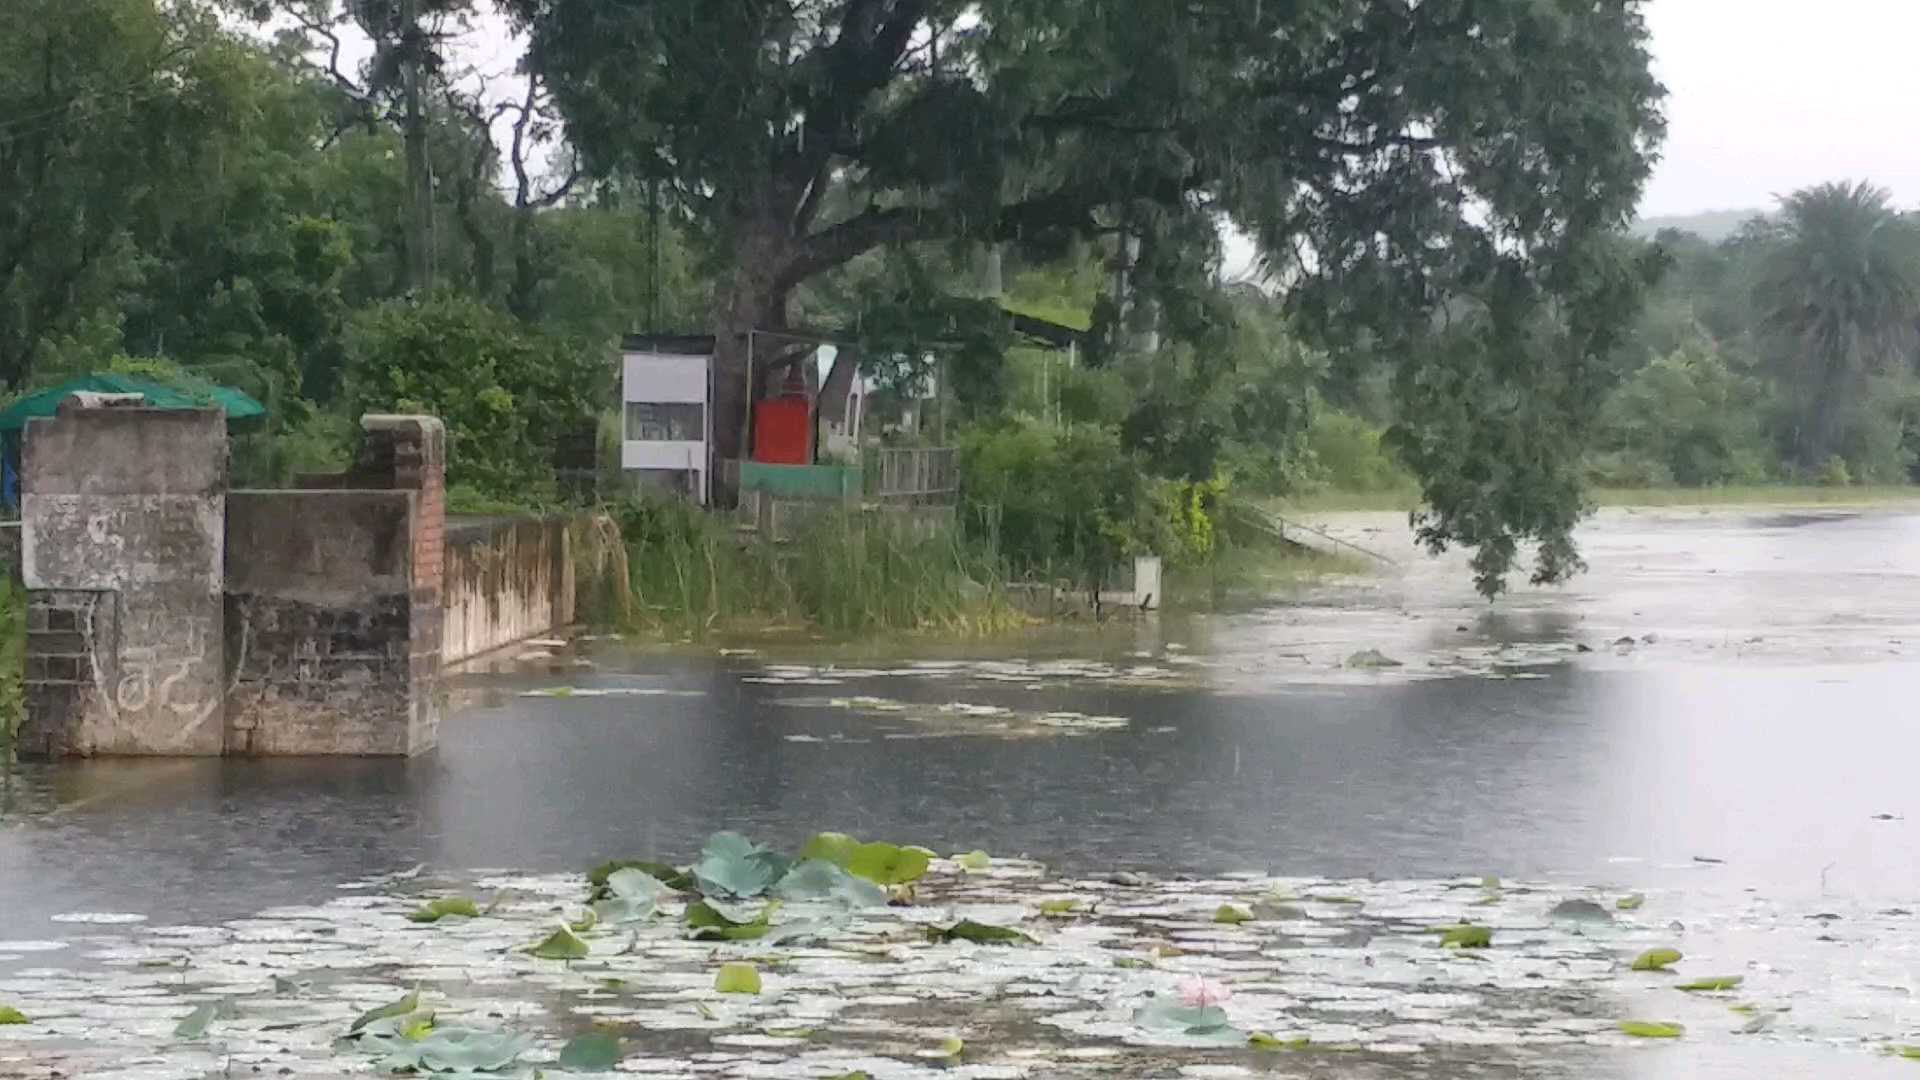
[359,415,446,754]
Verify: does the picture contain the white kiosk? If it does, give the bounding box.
[619,336,713,504]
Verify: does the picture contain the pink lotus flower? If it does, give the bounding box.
[1178,976,1232,1008]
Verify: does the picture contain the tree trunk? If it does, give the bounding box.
[708,217,794,505]
[399,0,435,294]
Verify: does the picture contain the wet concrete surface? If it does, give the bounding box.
[3,505,1920,1076]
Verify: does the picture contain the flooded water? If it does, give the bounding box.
[4,505,1920,1077]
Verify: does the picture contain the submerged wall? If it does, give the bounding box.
[16,407,227,757]
[443,516,575,664]
[14,407,446,758]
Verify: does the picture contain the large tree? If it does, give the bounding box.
[1754,181,1920,469]
[508,0,1664,590]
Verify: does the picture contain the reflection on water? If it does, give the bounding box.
[5,655,1920,932]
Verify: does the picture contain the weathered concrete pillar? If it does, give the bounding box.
[221,415,446,756]
[17,404,227,756]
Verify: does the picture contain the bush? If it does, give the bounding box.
[343,294,602,505]
[960,421,1162,588]
[1303,410,1412,493]
[1592,345,1774,487]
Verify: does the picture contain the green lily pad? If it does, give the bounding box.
[174,999,232,1040]
[1039,898,1081,916]
[773,859,887,907]
[525,923,591,960]
[1134,998,1243,1043]
[1617,893,1646,911]
[1678,975,1744,992]
[845,842,931,886]
[797,831,862,867]
[588,858,693,895]
[349,989,421,1035]
[372,1027,533,1072]
[954,850,992,871]
[0,1007,26,1025]
[1248,1032,1311,1051]
[1213,904,1254,925]
[715,962,762,994]
[1891,1045,1920,1060]
[928,919,1035,945]
[557,1030,623,1072]
[407,897,481,923]
[591,868,666,924]
[1440,924,1493,949]
[692,832,792,899]
[1618,1020,1685,1038]
[685,899,778,941]
[1631,947,1684,971]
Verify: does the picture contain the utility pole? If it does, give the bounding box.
[400,0,436,293]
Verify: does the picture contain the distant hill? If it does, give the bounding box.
[1630,208,1770,243]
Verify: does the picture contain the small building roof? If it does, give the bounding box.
[0,374,266,434]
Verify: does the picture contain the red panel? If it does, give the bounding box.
[753,399,813,464]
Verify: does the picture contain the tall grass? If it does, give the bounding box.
[613,498,1021,639]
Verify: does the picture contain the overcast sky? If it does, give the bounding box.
[1641,0,1920,216]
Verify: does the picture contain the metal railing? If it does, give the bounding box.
[866,447,959,502]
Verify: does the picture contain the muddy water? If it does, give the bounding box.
[3,505,1920,1077]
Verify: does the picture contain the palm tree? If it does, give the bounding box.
[1755,181,1920,470]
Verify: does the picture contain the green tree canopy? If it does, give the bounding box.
[1753,181,1920,468]
[508,0,1666,593]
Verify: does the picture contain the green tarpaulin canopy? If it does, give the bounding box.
[0,374,266,434]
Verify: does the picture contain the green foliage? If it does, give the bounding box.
[1755,182,1920,470]
[1302,412,1414,495]
[927,920,1035,946]
[344,294,599,504]
[1590,345,1774,487]
[1631,948,1684,972]
[960,421,1156,588]
[557,1031,623,1072]
[1617,1020,1685,1039]
[614,495,1015,638]
[714,963,762,995]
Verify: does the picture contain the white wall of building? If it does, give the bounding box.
[620,349,711,503]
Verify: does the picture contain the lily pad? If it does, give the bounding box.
[349,989,421,1035]
[954,850,992,871]
[525,923,591,960]
[1890,1045,1920,1060]
[715,962,762,994]
[408,897,481,923]
[1440,924,1493,949]
[1678,975,1744,992]
[1618,1020,1685,1038]
[1135,998,1243,1043]
[557,1030,623,1071]
[174,999,232,1040]
[1346,648,1403,669]
[0,1007,26,1025]
[1039,898,1081,916]
[686,899,778,941]
[845,841,931,886]
[1617,893,1646,911]
[692,832,792,899]
[797,831,863,867]
[1631,947,1684,972]
[1548,899,1612,923]
[1250,898,1307,921]
[928,919,1035,945]
[374,1027,533,1072]
[591,868,666,924]
[1248,1032,1311,1051]
[773,859,887,907]
[589,858,693,894]
[1213,904,1254,925]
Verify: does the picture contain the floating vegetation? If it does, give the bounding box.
[0,832,1909,1076]
[1631,947,1684,972]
